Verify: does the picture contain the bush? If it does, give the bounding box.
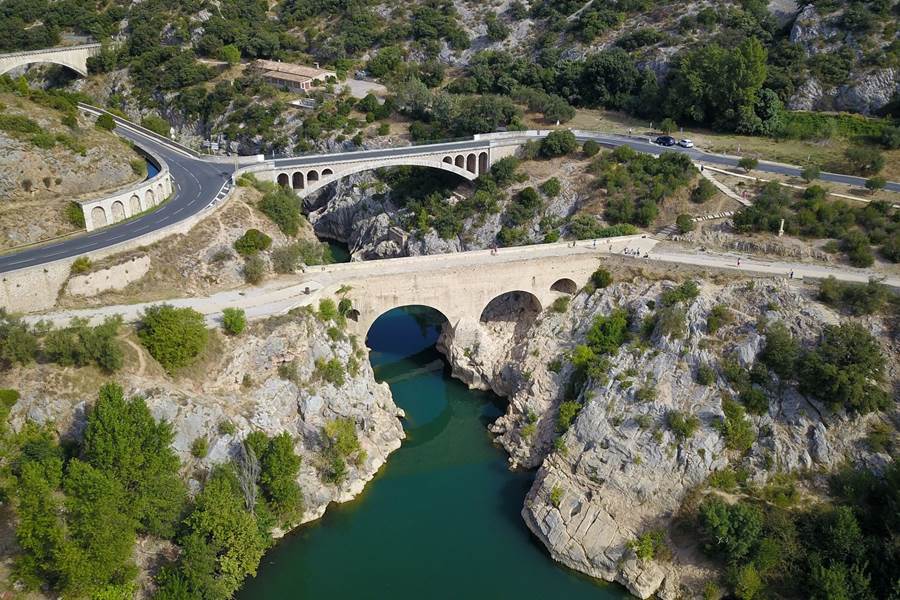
[0,309,39,366]
[582,139,600,157]
[845,145,884,176]
[222,308,246,335]
[64,202,86,228]
[629,529,668,561]
[818,277,890,315]
[667,411,700,440]
[540,177,561,197]
[696,363,716,385]
[865,176,886,192]
[234,229,272,256]
[661,281,699,306]
[557,401,582,432]
[541,130,577,157]
[141,115,171,137]
[758,322,799,380]
[243,255,266,284]
[590,268,613,289]
[316,358,346,386]
[717,396,755,452]
[691,178,717,203]
[95,113,115,131]
[70,256,92,274]
[138,305,209,373]
[43,316,124,373]
[318,298,338,321]
[798,322,888,414]
[801,164,820,182]
[258,188,301,236]
[191,436,209,458]
[706,304,733,334]
[676,214,695,233]
[737,157,758,172]
[551,296,570,313]
[549,485,563,507]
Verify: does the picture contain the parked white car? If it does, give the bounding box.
[678,138,695,148]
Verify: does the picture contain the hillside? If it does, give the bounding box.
[0,83,144,249]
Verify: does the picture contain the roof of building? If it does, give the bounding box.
[253,59,334,80]
[261,70,313,85]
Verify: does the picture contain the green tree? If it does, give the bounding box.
[590,268,613,289]
[96,113,115,131]
[798,323,888,414]
[801,164,820,183]
[234,229,272,256]
[222,308,246,336]
[258,188,301,236]
[845,146,884,176]
[82,383,186,537]
[659,117,677,134]
[219,44,240,65]
[586,308,629,355]
[582,139,600,157]
[865,176,886,193]
[138,305,209,373]
[0,309,38,367]
[676,214,695,233]
[691,178,717,203]
[759,322,799,380]
[738,157,759,173]
[258,432,302,522]
[541,130,577,157]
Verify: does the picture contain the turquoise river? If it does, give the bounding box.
[238,307,628,599]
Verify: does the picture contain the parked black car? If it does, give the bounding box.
[654,136,676,146]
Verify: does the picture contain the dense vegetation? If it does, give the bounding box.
[734,183,899,266]
[696,461,900,600]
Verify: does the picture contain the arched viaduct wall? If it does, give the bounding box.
[0,44,101,76]
[318,251,610,338]
[80,151,173,231]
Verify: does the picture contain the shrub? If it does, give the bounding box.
[316,358,346,386]
[141,115,171,137]
[549,485,563,507]
[551,296,570,313]
[318,298,338,321]
[540,177,561,197]
[0,309,39,366]
[716,396,755,452]
[259,188,301,236]
[43,316,124,373]
[865,176,886,192]
[64,202,86,228]
[590,268,613,289]
[667,411,700,440]
[706,305,733,334]
[696,363,716,385]
[691,178,717,203]
[582,139,600,157]
[845,145,884,176]
[629,529,668,561]
[138,304,209,373]
[95,113,115,131]
[801,164,820,182]
[758,322,799,380]
[798,323,888,414]
[676,214,695,233]
[557,400,582,432]
[222,308,246,336]
[541,130,577,157]
[817,277,890,315]
[191,436,209,458]
[70,256,92,274]
[234,229,272,256]
[659,118,677,134]
[243,255,266,284]
[737,157,758,172]
[271,244,302,273]
[661,281,699,306]
[586,308,629,355]
[635,383,658,402]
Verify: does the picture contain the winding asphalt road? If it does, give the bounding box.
[1,121,897,276]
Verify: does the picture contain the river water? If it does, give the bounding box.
[238,307,626,599]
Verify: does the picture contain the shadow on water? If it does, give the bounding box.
[237,306,627,599]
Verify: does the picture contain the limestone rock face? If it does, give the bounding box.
[439,277,895,598]
[7,313,405,528]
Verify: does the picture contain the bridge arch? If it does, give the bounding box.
[91,206,107,228]
[480,290,543,325]
[466,153,476,173]
[307,170,320,184]
[145,189,155,206]
[129,194,141,214]
[443,156,453,165]
[365,304,451,345]
[156,182,164,199]
[277,173,290,188]
[478,152,488,174]
[455,155,465,169]
[292,172,304,189]
[0,58,88,77]
[110,201,125,222]
[551,278,578,295]
[322,168,333,177]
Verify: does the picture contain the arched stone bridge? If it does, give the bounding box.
[310,238,653,338]
[250,138,521,197]
[0,44,102,77]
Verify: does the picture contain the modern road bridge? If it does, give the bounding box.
[2,106,899,279]
[0,44,102,77]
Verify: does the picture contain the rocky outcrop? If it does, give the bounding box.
[439,276,896,598]
[5,311,405,526]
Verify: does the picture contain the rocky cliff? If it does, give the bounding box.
[3,309,405,526]
[438,273,897,598]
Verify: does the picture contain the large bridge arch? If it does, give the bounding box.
[364,304,452,346]
[0,44,102,77]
